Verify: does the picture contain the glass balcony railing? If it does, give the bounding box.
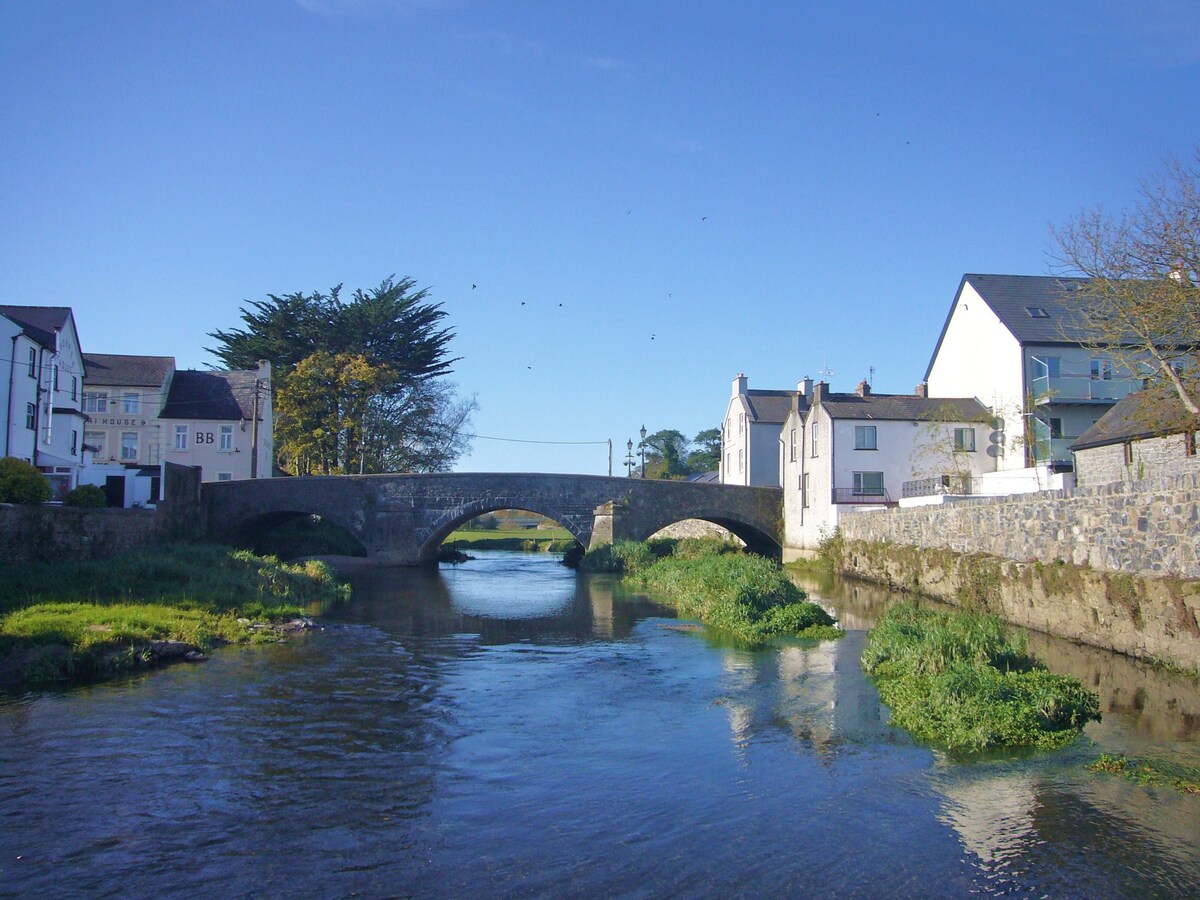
[1030,373,1140,404]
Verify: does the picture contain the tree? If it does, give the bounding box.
[209,277,475,474]
[687,427,722,474]
[1052,148,1200,418]
[642,429,691,479]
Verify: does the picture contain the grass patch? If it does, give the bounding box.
[861,603,1101,752]
[1087,753,1200,794]
[581,538,842,645]
[0,543,350,685]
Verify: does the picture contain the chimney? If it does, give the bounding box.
[797,376,813,399]
[914,381,928,398]
[856,380,871,397]
[732,373,748,397]
[813,381,828,403]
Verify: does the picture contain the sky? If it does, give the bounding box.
[2,1,1199,475]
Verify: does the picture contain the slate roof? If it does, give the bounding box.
[745,389,804,424]
[1070,387,1199,451]
[818,392,989,423]
[159,369,263,421]
[0,305,73,349]
[83,353,176,387]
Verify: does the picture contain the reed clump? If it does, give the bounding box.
[861,603,1100,751]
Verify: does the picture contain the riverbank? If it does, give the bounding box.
[0,543,350,686]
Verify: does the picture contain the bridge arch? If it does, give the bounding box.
[224,509,370,558]
[415,501,590,565]
[632,508,781,559]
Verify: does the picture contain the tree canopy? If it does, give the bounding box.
[208,277,474,475]
[639,427,722,479]
[1052,147,1200,417]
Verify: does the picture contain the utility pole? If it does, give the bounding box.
[250,378,263,479]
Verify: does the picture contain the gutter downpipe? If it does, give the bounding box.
[4,335,17,457]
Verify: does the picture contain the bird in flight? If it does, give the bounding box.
[472,283,477,289]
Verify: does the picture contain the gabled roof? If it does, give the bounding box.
[0,305,73,349]
[1070,387,1199,451]
[83,353,176,387]
[159,369,263,421]
[745,389,804,424]
[817,392,988,423]
[924,274,1098,380]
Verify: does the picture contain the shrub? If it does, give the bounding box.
[0,457,51,504]
[63,484,106,508]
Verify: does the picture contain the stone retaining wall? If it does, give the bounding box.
[841,473,1200,578]
[830,473,1200,668]
[0,504,171,564]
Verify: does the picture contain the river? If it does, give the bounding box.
[0,550,1198,898]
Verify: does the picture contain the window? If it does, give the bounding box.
[25,402,35,430]
[220,425,234,451]
[1024,306,1050,318]
[789,428,796,462]
[853,471,885,496]
[854,425,877,450]
[953,427,976,452]
[53,365,59,391]
[738,413,744,435]
[122,392,140,414]
[174,425,189,451]
[1186,433,1196,457]
[27,347,36,378]
[121,432,139,461]
[70,430,77,455]
[1049,418,1063,439]
[71,376,78,401]
[85,431,105,457]
[802,473,810,508]
[83,391,108,413]
[811,422,819,457]
[217,472,233,482]
[1090,358,1113,381]
[1123,441,1133,466]
[738,449,744,472]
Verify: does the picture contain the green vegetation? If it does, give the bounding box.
[861,603,1101,752]
[63,484,107,508]
[1087,753,1200,795]
[580,538,842,645]
[0,457,51,504]
[0,544,350,685]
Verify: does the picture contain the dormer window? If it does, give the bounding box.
[1025,306,1050,318]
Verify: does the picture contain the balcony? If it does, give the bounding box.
[901,474,973,499]
[831,487,896,506]
[1030,372,1140,405]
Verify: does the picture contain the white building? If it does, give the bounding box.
[1,306,88,498]
[720,373,802,487]
[925,274,1143,490]
[781,380,993,559]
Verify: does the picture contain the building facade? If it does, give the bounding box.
[781,380,993,559]
[1071,388,1200,487]
[719,373,803,487]
[1,306,88,498]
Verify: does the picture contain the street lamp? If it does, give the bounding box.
[639,424,647,478]
[625,438,635,477]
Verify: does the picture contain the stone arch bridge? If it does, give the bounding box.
[200,472,783,566]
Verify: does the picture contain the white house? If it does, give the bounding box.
[925,274,1144,491]
[781,380,993,559]
[159,362,273,483]
[720,373,803,487]
[1,306,88,498]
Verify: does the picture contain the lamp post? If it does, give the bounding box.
[625,438,635,477]
[639,424,647,478]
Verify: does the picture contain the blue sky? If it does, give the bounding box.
[2,1,1198,474]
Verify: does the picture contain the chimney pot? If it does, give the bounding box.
[857,380,871,397]
[915,382,928,398]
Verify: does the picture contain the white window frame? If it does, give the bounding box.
[217,472,234,482]
[854,425,877,450]
[122,392,140,414]
[25,402,35,430]
[83,391,108,413]
[219,425,234,452]
[1090,358,1113,381]
[811,422,819,457]
[85,431,105,457]
[953,427,976,452]
[121,431,139,461]
[174,425,189,451]
[853,471,885,496]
